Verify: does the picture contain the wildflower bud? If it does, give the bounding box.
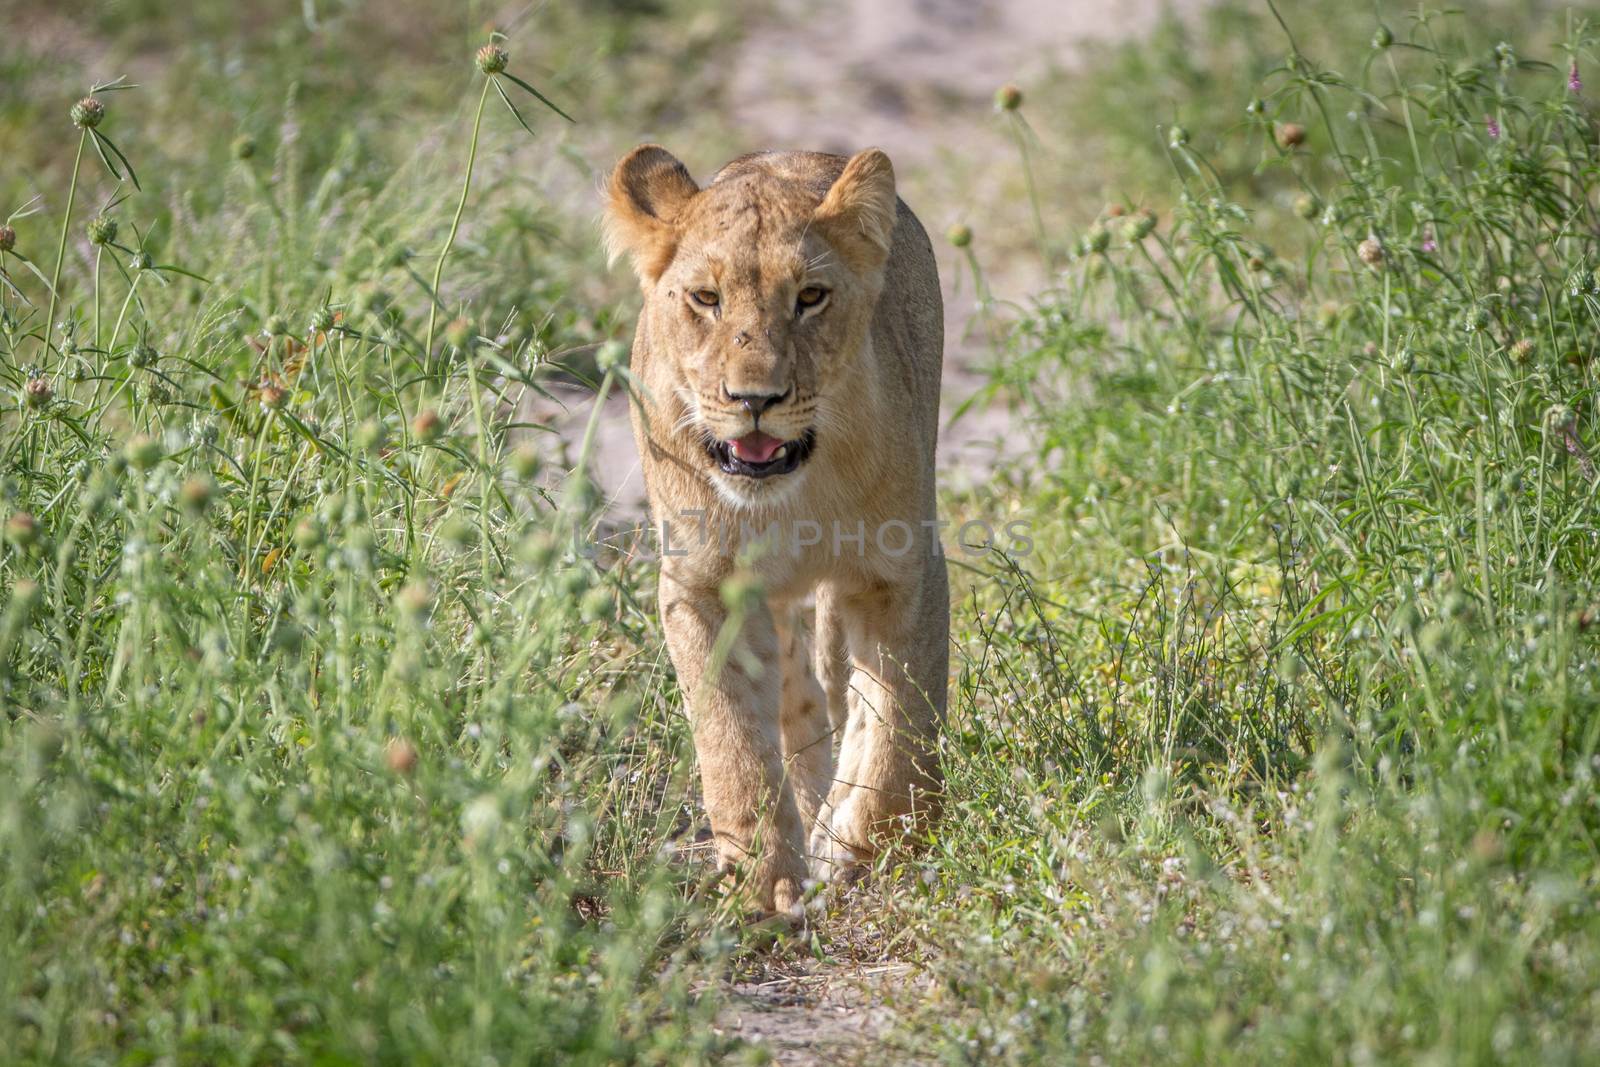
[596,339,627,373]
[994,84,1023,111]
[519,529,559,568]
[508,443,541,480]
[946,223,973,249]
[309,306,336,334]
[439,517,476,548]
[87,215,118,246]
[264,314,291,338]
[1546,404,1576,431]
[130,343,156,368]
[395,581,433,622]
[385,737,419,776]
[71,97,105,129]
[1121,209,1157,242]
[1357,236,1385,269]
[1246,97,1266,118]
[581,584,615,623]
[720,571,763,614]
[259,384,288,411]
[230,135,257,160]
[355,418,387,453]
[125,434,162,471]
[1168,125,1189,149]
[179,476,215,516]
[1570,60,1583,95]
[4,511,38,548]
[1372,25,1393,50]
[1293,193,1320,220]
[1275,122,1307,149]
[1082,223,1110,255]
[130,251,153,272]
[412,408,443,443]
[11,578,40,610]
[444,317,473,350]
[476,44,509,75]
[1494,42,1515,71]
[293,516,324,551]
[24,378,53,409]
[0,226,14,253]
[1511,338,1535,362]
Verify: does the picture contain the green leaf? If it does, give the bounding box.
[500,72,575,124]
[492,77,538,141]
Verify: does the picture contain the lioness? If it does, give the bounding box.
[604,145,948,918]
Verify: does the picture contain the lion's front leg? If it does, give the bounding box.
[659,569,809,917]
[809,557,948,879]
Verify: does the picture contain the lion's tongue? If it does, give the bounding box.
[729,431,783,464]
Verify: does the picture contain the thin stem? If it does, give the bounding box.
[424,78,493,388]
[44,131,88,363]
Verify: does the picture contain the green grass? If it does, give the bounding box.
[5,2,1600,1064]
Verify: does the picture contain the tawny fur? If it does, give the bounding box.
[604,146,948,917]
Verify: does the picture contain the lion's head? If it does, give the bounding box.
[604,146,899,505]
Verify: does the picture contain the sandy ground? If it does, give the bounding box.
[525,0,1173,518]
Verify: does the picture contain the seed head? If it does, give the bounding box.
[293,517,324,551]
[946,223,973,249]
[1275,122,1307,149]
[444,317,473,350]
[1081,223,1110,255]
[11,578,40,610]
[179,476,215,516]
[412,408,443,443]
[1293,193,1320,220]
[125,434,163,471]
[309,306,336,334]
[264,313,291,338]
[0,226,16,253]
[595,339,626,373]
[1511,339,1535,362]
[385,737,419,776]
[509,443,542,480]
[24,377,53,409]
[1372,25,1393,50]
[230,134,257,160]
[581,584,615,623]
[4,511,38,548]
[130,343,156,368]
[355,419,387,453]
[1121,209,1157,242]
[71,97,105,129]
[258,384,288,411]
[87,215,118,246]
[1357,236,1385,269]
[439,517,476,549]
[476,44,509,75]
[994,84,1023,111]
[395,581,433,622]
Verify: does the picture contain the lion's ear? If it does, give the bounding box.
[604,145,699,284]
[813,148,897,272]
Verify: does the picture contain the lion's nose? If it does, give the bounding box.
[722,385,788,417]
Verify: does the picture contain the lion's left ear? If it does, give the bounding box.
[813,148,897,272]
[604,144,700,284]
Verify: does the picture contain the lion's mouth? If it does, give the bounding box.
[706,429,816,479]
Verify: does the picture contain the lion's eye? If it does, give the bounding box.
[796,286,828,313]
[690,289,720,309]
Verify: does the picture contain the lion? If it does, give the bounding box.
[603,145,948,919]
